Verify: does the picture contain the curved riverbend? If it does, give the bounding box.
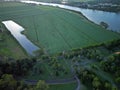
[2,20,39,56]
[21,0,120,32]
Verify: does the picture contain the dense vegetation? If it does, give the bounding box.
[89,0,120,4]
[53,39,120,89]
[73,40,120,89]
[0,74,49,90]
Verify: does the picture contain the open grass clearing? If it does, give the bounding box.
[49,82,87,90]
[49,82,77,90]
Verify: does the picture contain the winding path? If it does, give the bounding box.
[74,75,81,90]
[24,77,76,85]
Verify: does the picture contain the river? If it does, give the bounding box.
[21,0,120,33]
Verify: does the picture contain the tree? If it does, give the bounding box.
[16,81,34,90]
[100,21,108,29]
[111,86,118,90]
[104,82,111,90]
[35,80,49,90]
[0,74,17,90]
[92,77,101,90]
[115,77,120,84]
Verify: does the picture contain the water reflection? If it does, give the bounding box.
[79,9,120,32]
[2,20,39,56]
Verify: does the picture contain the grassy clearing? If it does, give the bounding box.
[0,2,120,55]
[49,82,87,90]
[49,82,77,90]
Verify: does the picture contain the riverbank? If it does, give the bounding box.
[31,0,120,12]
[66,2,120,13]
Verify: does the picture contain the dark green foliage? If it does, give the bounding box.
[49,57,66,76]
[100,54,120,86]
[35,80,49,90]
[104,39,120,50]
[0,74,34,90]
[0,74,17,90]
[77,68,118,90]
[0,57,37,90]
[0,58,36,77]
[100,54,120,73]
[92,77,102,90]
[100,22,108,29]
[77,68,94,83]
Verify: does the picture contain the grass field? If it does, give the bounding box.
[0,2,120,54]
[49,83,77,90]
[49,82,87,90]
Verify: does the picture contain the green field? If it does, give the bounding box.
[0,2,120,54]
[49,83,77,90]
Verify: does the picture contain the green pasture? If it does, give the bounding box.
[49,82,87,90]
[49,82,77,90]
[0,2,120,54]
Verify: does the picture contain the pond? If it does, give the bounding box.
[2,20,39,56]
[21,0,120,32]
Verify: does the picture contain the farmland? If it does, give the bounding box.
[0,2,120,54]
